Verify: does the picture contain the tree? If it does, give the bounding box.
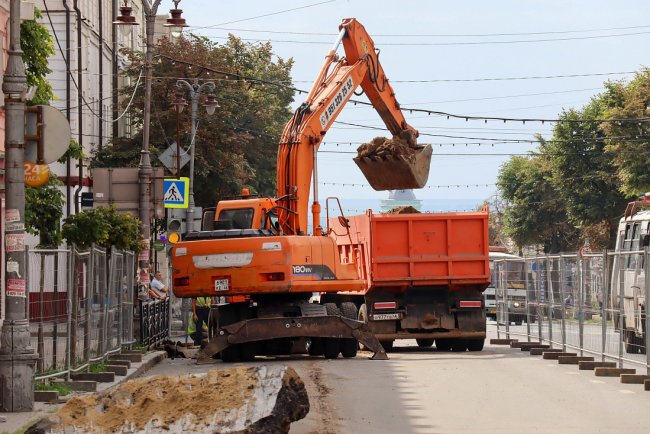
[497,155,579,253]
[602,68,650,196]
[92,34,295,208]
[543,85,629,248]
[25,175,65,247]
[62,206,144,252]
[21,8,55,105]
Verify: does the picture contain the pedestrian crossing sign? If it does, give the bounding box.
[163,177,189,208]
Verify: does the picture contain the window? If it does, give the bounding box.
[218,208,254,229]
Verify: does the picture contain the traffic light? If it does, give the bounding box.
[167,209,186,244]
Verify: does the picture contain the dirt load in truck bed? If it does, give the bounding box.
[384,205,421,214]
[354,132,433,191]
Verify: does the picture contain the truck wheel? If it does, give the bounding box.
[451,339,468,352]
[436,339,451,351]
[340,302,359,358]
[324,303,342,359]
[467,338,485,352]
[416,338,434,348]
[308,338,324,356]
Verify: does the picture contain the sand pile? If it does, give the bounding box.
[384,206,421,214]
[27,366,309,434]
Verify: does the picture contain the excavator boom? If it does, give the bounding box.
[276,18,432,236]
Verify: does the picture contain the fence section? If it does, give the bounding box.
[25,246,144,380]
[494,250,650,373]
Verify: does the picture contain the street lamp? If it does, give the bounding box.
[114,0,187,259]
[164,0,189,39]
[175,79,216,233]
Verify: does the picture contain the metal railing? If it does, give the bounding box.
[494,249,650,374]
[22,245,141,380]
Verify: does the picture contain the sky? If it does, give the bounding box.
[160,0,650,209]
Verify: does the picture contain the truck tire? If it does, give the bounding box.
[451,339,468,352]
[416,338,434,348]
[339,302,359,358]
[436,339,451,351]
[323,303,341,359]
[308,338,324,356]
[467,338,485,352]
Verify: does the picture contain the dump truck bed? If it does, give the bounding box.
[330,210,490,291]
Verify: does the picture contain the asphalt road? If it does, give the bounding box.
[145,326,650,433]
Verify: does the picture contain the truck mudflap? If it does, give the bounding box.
[197,316,388,363]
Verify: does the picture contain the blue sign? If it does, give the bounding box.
[163,177,189,208]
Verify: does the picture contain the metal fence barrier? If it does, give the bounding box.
[138,298,170,346]
[24,245,142,381]
[494,249,650,374]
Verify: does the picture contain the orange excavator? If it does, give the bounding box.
[171,18,434,362]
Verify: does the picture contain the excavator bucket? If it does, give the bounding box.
[354,144,433,191]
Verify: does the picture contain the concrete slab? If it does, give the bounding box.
[558,356,595,365]
[106,360,131,368]
[620,374,650,384]
[594,367,636,377]
[542,352,577,360]
[105,364,128,376]
[520,343,549,351]
[531,348,561,356]
[34,391,58,403]
[109,353,143,363]
[70,372,115,383]
[578,361,617,370]
[490,339,517,345]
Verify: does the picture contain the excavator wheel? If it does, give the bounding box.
[416,338,434,348]
[323,303,342,359]
[358,304,369,351]
[308,338,325,356]
[339,302,359,358]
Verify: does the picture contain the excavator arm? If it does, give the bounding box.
[277,18,429,236]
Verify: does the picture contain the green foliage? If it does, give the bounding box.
[62,206,144,252]
[93,34,294,207]
[496,67,650,252]
[57,139,84,164]
[602,68,650,196]
[25,174,65,247]
[35,381,71,396]
[89,361,107,373]
[21,9,55,104]
[498,156,580,253]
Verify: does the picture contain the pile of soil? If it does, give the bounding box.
[384,205,421,214]
[356,131,423,162]
[55,367,257,432]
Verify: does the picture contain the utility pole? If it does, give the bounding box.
[175,79,216,234]
[0,0,38,411]
[114,0,187,265]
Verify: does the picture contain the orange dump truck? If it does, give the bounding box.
[322,208,490,351]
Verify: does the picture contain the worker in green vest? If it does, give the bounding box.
[191,296,214,345]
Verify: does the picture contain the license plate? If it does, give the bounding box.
[214,278,229,292]
[372,313,402,321]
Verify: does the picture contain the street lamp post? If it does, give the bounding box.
[175,79,217,233]
[0,0,38,411]
[114,0,187,257]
